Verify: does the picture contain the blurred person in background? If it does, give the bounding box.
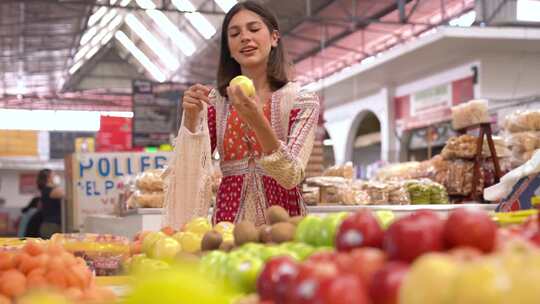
[17,196,42,238]
[36,169,64,238]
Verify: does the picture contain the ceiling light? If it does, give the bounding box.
[91,29,109,45]
[0,110,101,132]
[69,61,84,74]
[185,12,216,39]
[101,32,114,45]
[88,7,108,27]
[214,0,236,12]
[172,0,195,12]
[120,0,132,6]
[74,44,91,61]
[85,45,101,59]
[115,31,166,82]
[108,15,124,31]
[135,0,156,9]
[517,0,540,22]
[146,10,196,56]
[80,26,98,45]
[100,9,118,27]
[172,0,216,39]
[125,14,180,69]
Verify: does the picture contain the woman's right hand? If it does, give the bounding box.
[183,84,211,132]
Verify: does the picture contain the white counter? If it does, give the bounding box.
[83,203,497,238]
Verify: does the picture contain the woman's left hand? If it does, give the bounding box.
[227,85,266,130]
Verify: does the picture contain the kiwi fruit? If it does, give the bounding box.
[201,230,223,251]
[267,205,290,224]
[270,222,296,244]
[233,221,259,246]
[258,224,273,243]
[219,240,235,252]
[288,216,304,226]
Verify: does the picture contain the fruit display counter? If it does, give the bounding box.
[3,204,540,303]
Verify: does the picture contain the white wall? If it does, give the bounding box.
[324,89,390,164]
[0,170,37,209]
[480,52,540,100]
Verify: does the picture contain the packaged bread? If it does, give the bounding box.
[451,99,490,130]
[135,169,165,192]
[305,176,350,188]
[441,135,478,160]
[132,191,164,208]
[504,110,540,133]
[505,131,540,152]
[339,187,370,205]
[482,136,512,158]
[387,181,411,205]
[323,162,355,179]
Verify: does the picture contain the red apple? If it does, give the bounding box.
[347,248,387,287]
[444,208,498,253]
[323,274,370,304]
[307,251,338,264]
[369,262,409,304]
[335,210,384,252]
[383,211,445,263]
[257,256,300,303]
[286,262,338,304]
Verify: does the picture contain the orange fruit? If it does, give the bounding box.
[46,243,64,256]
[0,294,10,304]
[47,256,64,272]
[0,252,14,270]
[45,270,68,290]
[0,269,27,298]
[64,287,83,301]
[23,242,45,256]
[19,253,41,274]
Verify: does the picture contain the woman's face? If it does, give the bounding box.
[227,9,278,69]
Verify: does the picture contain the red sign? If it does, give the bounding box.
[395,76,474,131]
[19,173,38,195]
[96,116,133,152]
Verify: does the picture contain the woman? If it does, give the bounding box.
[36,169,64,238]
[17,196,42,238]
[168,1,319,226]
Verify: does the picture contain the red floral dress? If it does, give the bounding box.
[206,82,319,226]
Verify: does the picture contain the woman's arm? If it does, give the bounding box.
[228,86,320,189]
[50,187,64,199]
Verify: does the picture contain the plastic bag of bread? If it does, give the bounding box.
[323,162,355,179]
[482,136,512,158]
[504,110,540,133]
[132,191,164,208]
[506,132,540,152]
[305,176,350,187]
[363,181,389,205]
[451,99,490,130]
[441,135,478,159]
[387,181,411,205]
[340,187,370,205]
[135,169,165,192]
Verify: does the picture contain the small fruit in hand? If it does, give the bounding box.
[230,75,255,97]
[444,208,497,253]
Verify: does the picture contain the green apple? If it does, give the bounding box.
[400,253,461,304]
[150,237,182,262]
[295,215,322,245]
[184,217,212,236]
[227,256,263,293]
[200,251,229,279]
[285,242,315,260]
[260,245,284,261]
[319,212,348,247]
[375,210,395,229]
[174,231,202,253]
[229,75,256,97]
[451,258,511,304]
[142,231,166,255]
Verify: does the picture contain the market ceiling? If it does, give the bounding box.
[0,0,474,108]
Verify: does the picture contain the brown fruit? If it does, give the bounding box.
[201,230,223,251]
[288,216,304,226]
[267,205,290,224]
[258,225,273,243]
[270,222,296,244]
[219,241,235,252]
[233,221,259,246]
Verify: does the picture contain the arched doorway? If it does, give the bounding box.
[351,111,381,179]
